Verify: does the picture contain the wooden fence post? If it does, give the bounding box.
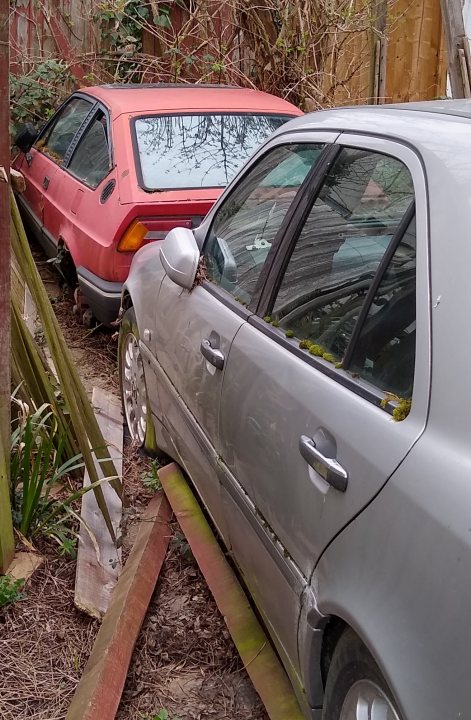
[0,0,15,574]
[440,0,467,97]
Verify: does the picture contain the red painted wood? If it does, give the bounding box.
[0,0,15,573]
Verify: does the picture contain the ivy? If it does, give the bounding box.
[10,60,74,136]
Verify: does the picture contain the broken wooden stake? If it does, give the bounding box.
[10,168,26,194]
[74,387,123,619]
[67,492,172,720]
[159,463,305,720]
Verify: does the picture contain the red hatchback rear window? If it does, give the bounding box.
[133,113,293,191]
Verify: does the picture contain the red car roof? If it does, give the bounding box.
[81,83,302,118]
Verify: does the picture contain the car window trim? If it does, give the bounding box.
[36,93,97,163]
[202,139,340,313]
[341,200,416,369]
[63,103,114,190]
[130,111,298,193]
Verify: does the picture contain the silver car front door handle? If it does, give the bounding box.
[200,338,225,370]
[299,434,348,492]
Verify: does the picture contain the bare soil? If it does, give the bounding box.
[0,251,267,720]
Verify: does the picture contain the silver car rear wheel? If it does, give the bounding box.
[121,331,147,445]
[339,680,400,720]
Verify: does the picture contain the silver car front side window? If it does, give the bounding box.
[204,143,325,305]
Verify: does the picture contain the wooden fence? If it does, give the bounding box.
[10,0,447,105]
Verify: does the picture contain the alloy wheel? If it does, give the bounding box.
[339,680,400,720]
[122,332,147,445]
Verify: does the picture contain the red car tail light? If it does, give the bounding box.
[117,217,193,252]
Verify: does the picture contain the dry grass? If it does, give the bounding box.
[0,555,97,719]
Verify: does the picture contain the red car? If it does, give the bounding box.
[13,83,301,325]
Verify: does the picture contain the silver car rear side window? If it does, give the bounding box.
[347,216,416,398]
[270,147,416,399]
[203,143,325,306]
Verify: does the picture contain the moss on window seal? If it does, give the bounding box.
[392,398,412,422]
[308,343,325,357]
[380,393,412,421]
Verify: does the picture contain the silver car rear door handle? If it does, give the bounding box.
[299,434,348,492]
[200,338,225,370]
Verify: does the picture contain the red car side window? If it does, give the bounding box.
[37,97,93,164]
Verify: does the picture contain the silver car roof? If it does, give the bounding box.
[274,99,471,154]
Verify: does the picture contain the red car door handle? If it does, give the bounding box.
[299,434,348,492]
[43,176,50,190]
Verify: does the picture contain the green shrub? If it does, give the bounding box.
[141,461,162,491]
[10,60,73,136]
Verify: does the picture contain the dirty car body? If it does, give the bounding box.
[13,83,301,325]
[120,100,471,719]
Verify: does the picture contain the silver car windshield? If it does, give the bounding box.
[133,113,292,191]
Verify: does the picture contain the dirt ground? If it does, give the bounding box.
[0,252,267,720]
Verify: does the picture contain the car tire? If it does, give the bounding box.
[322,628,403,720]
[118,306,158,453]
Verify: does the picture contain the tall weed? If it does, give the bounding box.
[10,399,84,554]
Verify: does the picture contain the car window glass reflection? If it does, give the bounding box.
[68,111,111,189]
[134,114,291,190]
[38,97,93,163]
[272,148,414,363]
[205,143,324,305]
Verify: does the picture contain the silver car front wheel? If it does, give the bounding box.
[322,628,403,720]
[119,307,148,446]
[339,680,400,720]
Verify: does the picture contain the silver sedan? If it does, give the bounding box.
[119,100,471,720]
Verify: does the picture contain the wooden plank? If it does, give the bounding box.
[11,252,25,312]
[459,47,471,96]
[23,286,36,335]
[74,387,123,619]
[387,0,446,102]
[10,168,26,193]
[160,463,305,720]
[42,11,87,80]
[440,0,467,97]
[0,0,15,574]
[66,493,172,720]
[463,35,471,88]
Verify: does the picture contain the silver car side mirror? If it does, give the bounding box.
[160,227,200,290]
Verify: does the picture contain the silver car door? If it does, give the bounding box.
[151,138,332,538]
[218,137,430,683]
